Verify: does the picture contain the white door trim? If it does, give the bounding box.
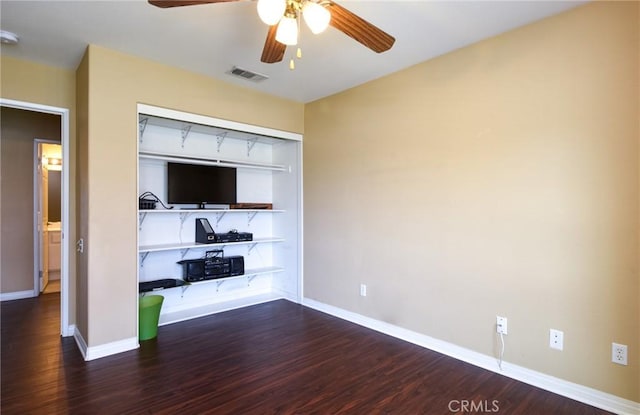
[34,139,59,294]
[1,98,72,337]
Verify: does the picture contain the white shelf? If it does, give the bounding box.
[139,209,285,214]
[189,266,284,286]
[140,113,299,144]
[140,267,284,290]
[139,237,284,253]
[139,150,288,172]
[138,208,283,229]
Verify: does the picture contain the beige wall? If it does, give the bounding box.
[304,1,639,401]
[0,56,77,323]
[0,107,60,292]
[1,56,75,107]
[80,45,303,346]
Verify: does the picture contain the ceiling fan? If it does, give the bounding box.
[148,0,395,66]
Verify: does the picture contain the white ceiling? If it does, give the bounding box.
[1,0,586,103]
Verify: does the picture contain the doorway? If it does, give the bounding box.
[35,141,63,295]
[0,98,71,337]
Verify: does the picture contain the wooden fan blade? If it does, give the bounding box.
[148,0,239,8]
[326,1,395,53]
[261,25,286,63]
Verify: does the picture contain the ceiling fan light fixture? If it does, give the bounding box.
[0,30,19,45]
[257,0,286,26]
[302,1,330,34]
[275,15,299,46]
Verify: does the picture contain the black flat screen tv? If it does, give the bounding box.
[167,162,237,207]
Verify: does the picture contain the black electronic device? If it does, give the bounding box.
[203,249,230,279]
[214,231,253,243]
[177,259,207,282]
[167,163,236,208]
[178,251,245,282]
[227,256,244,276]
[139,278,186,293]
[195,218,216,244]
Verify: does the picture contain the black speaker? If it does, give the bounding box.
[178,259,206,282]
[227,256,244,276]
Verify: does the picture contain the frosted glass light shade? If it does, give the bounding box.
[275,16,298,45]
[302,2,330,34]
[257,0,286,25]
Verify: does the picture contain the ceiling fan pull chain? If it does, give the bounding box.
[289,46,302,70]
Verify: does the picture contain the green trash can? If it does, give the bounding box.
[139,295,164,341]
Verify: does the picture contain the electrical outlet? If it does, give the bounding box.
[549,329,564,351]
[612,343,628,365]
[360,284,367,297]
[496,316,507,335]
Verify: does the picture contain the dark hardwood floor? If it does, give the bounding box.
[2,294,611,414]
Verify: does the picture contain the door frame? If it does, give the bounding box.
[34,139,59,293]
[1,98,71,337]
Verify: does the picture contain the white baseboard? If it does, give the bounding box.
[63,323,76,338]
[0,290,35,302]
[302,298,639,415]
[270,288,300,304]
[73,327,138,361]
[84,337,138,361]
[73,327,88,360]
[70,292,290,361]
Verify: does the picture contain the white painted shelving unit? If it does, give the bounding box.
[137,104,303,326]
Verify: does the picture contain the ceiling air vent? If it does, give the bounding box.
[227,66,269,82]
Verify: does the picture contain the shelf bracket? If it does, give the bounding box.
[247,211,258,226]
[247,137,258,157]
[139,118,148,142]
[179,212,192,226]
[215,211,227,226]
[180,248,191,259]
[247,242,258,256]
[247,274,257,286]
[180,124,192,148]
[140,252,150,267]
[216,280,225,292]
[216,132,228,153]
[180,284,190,298]
[139,212,148,230]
